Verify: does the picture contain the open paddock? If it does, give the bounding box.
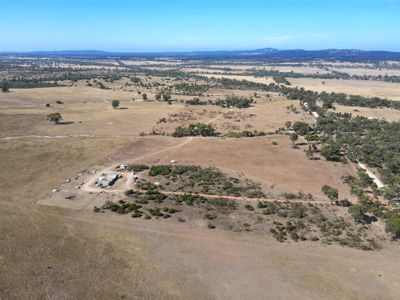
[289,78,400,100]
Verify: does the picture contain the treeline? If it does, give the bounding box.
[206,77,400,111]
[171,123,268,139]
[172,123,218,137]
[225,130,267,138]
[0,80,59,89]
[247,69,400,83]
[185,95,254,109]
[214,95,253,108]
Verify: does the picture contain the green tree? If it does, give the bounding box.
[142,93,148,101]
[289,132,298,147]
[162,90,171,101]
[321,185,339,204]
[111,100,120,109]
[292,121,312,136]
[320,142,342,162]
[1,82,10,93]
[386,215,400,238]
[47,112,62,124]
[305,146,314,160]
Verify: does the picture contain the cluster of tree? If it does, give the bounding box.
[184,95,254,109]
[292,121,313,135]
[214,95,254,109]
[289,114,400,203]
[290,113,400,238]
[172,123,218,137]
[273,76,291,85]
[172,83,209,96]
[185,97,208,105]
[155,89,171,101]
[225,130,267,138]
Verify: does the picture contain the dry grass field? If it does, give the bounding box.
[2,136,400,299]
[333,105,400,122]
[202,73,276,84]
[289,78,400,100]
[106,135,354,200]
[0,137,194,299]
[2,58,400,299]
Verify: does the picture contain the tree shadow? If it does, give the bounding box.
[57,121,74,125]
[118,107,129,110]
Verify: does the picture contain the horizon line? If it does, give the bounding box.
[1,47,400,54]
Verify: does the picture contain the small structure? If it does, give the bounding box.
[311,111,320,119]
[96,172,120,188]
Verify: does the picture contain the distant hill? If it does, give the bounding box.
[1,48,400,62]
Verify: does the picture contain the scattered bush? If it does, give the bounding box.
[127,164,149,172]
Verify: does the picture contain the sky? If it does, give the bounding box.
[1,0,399,52]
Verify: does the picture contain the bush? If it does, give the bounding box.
[207,223,216,229]
[225,130,266,138]
[47,112,62,124]
[386,215,400,238]
[125,189,134,196]
[205,213,216,220]
[149,165,172,176]
[111,100,120,109]
[127,164,149,172]
[290,231,299,241]
[174,193,207,206]
[208,198,237,211]
[145,190,167,202]
[321,185,339,204]
[131,211,143,218]
[148,207,164,217]
[257,202,268,209]
[244,204,254,211]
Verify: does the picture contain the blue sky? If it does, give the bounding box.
[1,0,399,52]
